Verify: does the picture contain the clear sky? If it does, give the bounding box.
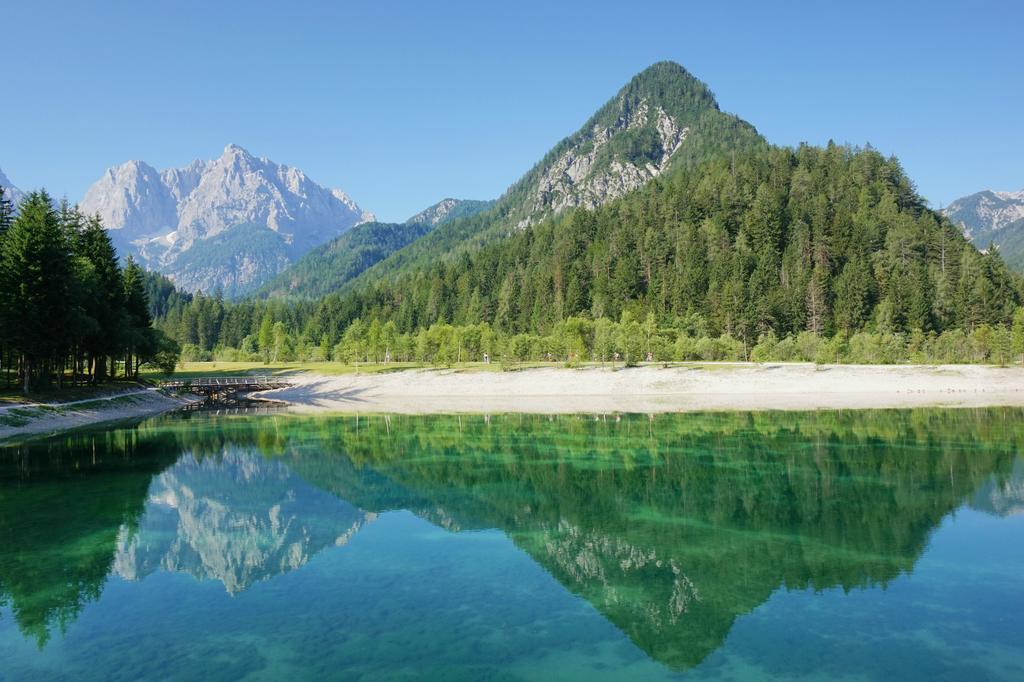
[2,0,1021,222]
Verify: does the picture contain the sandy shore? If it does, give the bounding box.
[254,363,1024,414]
[0,389,201,442]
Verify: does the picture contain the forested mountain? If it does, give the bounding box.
[945,188,1024,270]
[79,145,374,296]
[154,143,1024,366]
[308,143,1021,341]
[332,62,765,295]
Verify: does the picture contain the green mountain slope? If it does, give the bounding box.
[259,199,495,299]
[257,222,433,299]
[334,61,765,295]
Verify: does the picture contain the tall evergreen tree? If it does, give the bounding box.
[123,257,154,378]
[0,192,73,391]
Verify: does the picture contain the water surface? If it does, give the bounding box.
[1,409,1023,680]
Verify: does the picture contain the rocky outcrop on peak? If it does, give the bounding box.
[405,198,494,226]
[519,99,688,228]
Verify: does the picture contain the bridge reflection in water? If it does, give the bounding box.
[162,375,293,411]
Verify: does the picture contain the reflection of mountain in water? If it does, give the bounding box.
[971,458,1024,517]
[114,451,374,594]
[2,409,1023,667]
[274,410,1024,670]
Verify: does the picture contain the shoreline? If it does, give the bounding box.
[254,363,1024,414]
[0,389,202,443]
[4,363,1023,442]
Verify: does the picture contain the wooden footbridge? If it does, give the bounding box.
[160,376,294,398]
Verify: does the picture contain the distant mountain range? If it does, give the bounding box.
[944,189,1024,270]
[78,144,374,296]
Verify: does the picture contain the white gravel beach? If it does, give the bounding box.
[255,363,1024,414]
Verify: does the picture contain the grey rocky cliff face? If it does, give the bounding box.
[517,98,688,229]
[537,519,700,625]
[79,144,373,294]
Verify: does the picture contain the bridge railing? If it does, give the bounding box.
[160,376,293,390]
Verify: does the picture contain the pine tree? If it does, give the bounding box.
[77,214,125,381]
[0,192,72,391]
[123,257,154,378]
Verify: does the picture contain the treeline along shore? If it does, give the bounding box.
[0,189,179,394]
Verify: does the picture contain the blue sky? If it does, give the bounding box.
[2,0,1021,222]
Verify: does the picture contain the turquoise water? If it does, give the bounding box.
[1,409,1023,680]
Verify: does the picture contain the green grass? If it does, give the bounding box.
[0,405,58,427]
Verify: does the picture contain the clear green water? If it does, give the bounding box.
[1,408,1023,680]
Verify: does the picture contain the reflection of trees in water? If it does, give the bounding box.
[0,429,180,646]
[0,408,1020,665]
[275,408,1023,670]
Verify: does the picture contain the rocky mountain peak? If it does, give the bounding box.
[505,60,750,229]
[79,145,373,295]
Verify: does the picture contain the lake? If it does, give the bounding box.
[1,408,1023,680]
